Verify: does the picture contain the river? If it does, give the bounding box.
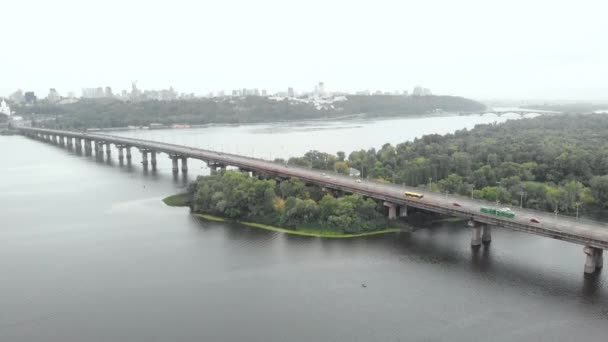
[2,114,607,341]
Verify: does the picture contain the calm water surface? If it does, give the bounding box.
[2,115,607,341]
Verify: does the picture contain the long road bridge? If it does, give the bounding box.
[17,126,608,274]
[462,109,562,117]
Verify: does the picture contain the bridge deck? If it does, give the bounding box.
[19,126,608,249]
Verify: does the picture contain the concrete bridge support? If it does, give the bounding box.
[469,220,488,247]
[399,205,408,217]
[482,225,492,244]
[171,156,179,173]
[126,147,132,160]
[94,142,103,156]
[66,137,73,148]
[141,151,149,166]
[150,152,157,168]
[84,140,92,155]
[105,143,112,157]
[384,202,398,220]
[118,146,124,160]
[181,157,188,172]
[75,138,81,150]
[584,246,604,274]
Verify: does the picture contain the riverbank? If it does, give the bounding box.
[163,194,403,238]
[192,213,403,238]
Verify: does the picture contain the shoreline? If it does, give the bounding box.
[192,213,402,238]
[67,111,468,133]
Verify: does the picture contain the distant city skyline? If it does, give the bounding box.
[2,0,607,101]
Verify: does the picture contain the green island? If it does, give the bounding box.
[14,95,485,129]
[163,171,407,238]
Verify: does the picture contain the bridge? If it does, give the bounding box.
[462,109,562,117]
[17,126,608,274]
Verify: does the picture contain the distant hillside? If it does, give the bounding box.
[14,95,486,129]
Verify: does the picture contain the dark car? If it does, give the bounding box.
[530,218,540,223]
[452,202,461,207]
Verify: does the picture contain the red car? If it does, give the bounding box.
[452,202,462,207]
[530,218,540,223]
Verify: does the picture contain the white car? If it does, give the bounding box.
[355,179,362,183]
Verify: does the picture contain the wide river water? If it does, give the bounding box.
[2,114,608,341]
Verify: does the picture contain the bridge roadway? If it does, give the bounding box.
[18,126,608,274]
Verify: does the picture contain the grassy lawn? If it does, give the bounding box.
[162,193,191,207]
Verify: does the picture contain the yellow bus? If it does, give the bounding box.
[404,191,424,199]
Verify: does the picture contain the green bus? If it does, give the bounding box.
[480,206,515,218]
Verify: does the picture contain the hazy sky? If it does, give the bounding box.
[2,0,607,100]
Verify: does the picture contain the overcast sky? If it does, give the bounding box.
[2,0,606,101]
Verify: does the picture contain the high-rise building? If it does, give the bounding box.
[0,99,11,116]
[105,86,113,97]
[130,81,141,101]
[24,91,37,104]
[82,88,104,98]
[413,86,432,96]
[10,90,24,104]
[287,87,294,97]
[47,88,61,102]
[318,82,325,96]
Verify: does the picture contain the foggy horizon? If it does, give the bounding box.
[3,0,607,101]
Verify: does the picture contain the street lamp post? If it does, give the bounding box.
[429,177,432,191]
[575,202,581,220]
[496,181,501,206]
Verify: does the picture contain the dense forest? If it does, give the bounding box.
[283,114,608,215]
[15,95,485,129]
[187,171,391,233]
[528,103,608,114]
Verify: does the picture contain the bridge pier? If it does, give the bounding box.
[66,137,73,148]
[126,147,132,160]
[95,142,104,157]
[150,151,157,168]
[384,202,398,220]
[75,138,81,150]
[181,157,188,173]
[105,143,112,157]
[584,246,603,274]
[171,156,179,173]
[84,140,92,155]
[118,146,124,160]
[141,150,149,166]
[469,220,486,247]
[482,225,492,244]
[399,205,408,217]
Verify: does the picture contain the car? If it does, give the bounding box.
[530,218,540,223]
[321,173,326,176]
[452,202,461,207]
[324,175,331,179]
[355,179,362,183]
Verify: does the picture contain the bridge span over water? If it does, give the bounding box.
[18,126,608,274]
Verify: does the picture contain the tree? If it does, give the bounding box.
[590,175,608,207]
[335,161,350,175]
